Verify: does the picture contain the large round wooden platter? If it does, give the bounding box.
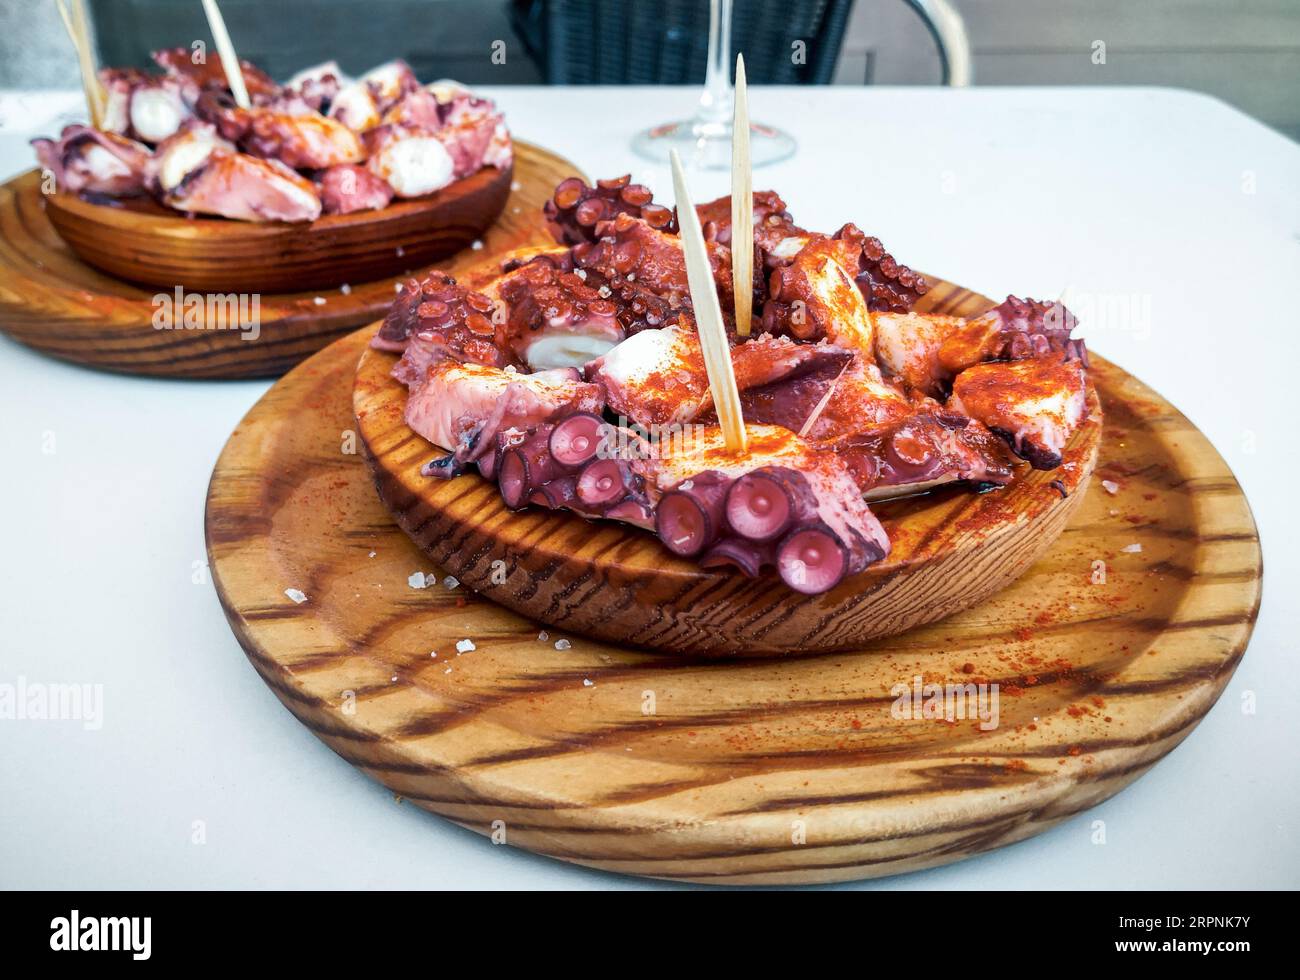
[0,142,577,378]
[355,281,1102,656]
[206,291,1260,886]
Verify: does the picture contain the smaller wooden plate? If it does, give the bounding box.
[44,163,511,294]
[354,279,1102,656]
[0,142,580,378]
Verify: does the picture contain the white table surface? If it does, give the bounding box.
[0,86,1296,890]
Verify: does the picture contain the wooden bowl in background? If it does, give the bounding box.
[42,162,513,294]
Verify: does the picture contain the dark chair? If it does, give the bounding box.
[509,0,855,85]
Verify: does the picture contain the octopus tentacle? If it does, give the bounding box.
[699,538,774,578]
[544,174,677,245]
[833,223,930,313]
[656,471,731,557]
[499,424,563,509]
[570,212,729,334]
[374,272,507,366]
[695,190,798,249]
[464,417,891,595]
[932,295,1087,380]
[489,253,625,369]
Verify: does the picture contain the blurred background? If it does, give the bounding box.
[1,0,1297,140]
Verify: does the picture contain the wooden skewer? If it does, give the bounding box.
[53,0,77,51]
[730,53,753,337]
[798,359,852,439]
[56,0,105,127]
[200,0,251,109]
[670,149,748,454]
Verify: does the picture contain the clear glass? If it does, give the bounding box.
[631,0,796,169]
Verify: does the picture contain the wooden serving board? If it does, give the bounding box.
[354,284,1101,656]
[0,141,578,379]
[206,287,1260,886]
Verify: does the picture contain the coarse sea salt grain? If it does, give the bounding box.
[443,575,459,590]
[340,283,352,295]
[408,571,428,589]
[313,296,326,306]
[1121,543,1143,553]
[284,588,308,604]
[554,638,572,651]
[430,651,438,658]
[538,630,549,642]
[395,245,405,257]
[1101,480,1120,495]
[457,638,476,653]
[583,679,593,687]
[471,239,484,250]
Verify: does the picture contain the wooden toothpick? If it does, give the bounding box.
[797,359,852,439]
[670,149,748,454]
[731,53,753,337]
[200,0,251,109]
[56,0,105,126]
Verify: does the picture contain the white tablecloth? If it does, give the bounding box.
[1,86,1296,889]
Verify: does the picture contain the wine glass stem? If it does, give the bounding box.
[696,0,732,126]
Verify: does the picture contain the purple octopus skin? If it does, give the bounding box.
[544,174,676,245]
[426,379,894,592]
[31,125,151,197]
[419,407,894,595]
[498,424,561,509]
[723,466,886,592]
[776,521,856,594]
[835,223,929,314]
[981,295,1088,366]
[575,458,634,507]
[605,495,656,530]
[569,212,735,335]
[373,271,506,365]
[832,411,1016,496]
[494,254,625,364]
[699,538,774,578]
[442,411,892,595]
[724,467,820,543]
[548,412,607,469]
[529,475,578,510]
[655,471,732,558]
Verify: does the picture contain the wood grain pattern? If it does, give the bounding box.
[205,285,1261,885]
[353,279,1103,656]
[44,163,511,294]
[0,142,580,378]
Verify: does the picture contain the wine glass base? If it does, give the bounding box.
[632,119,796,169]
